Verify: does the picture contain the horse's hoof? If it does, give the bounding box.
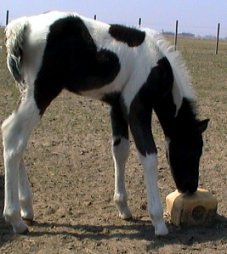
[22,218,34,226]
[155,223,169,237]
[119,209,133,220]
[18,227,29,235]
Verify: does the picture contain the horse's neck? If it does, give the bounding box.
[154,95,197,139]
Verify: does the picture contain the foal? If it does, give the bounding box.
[2,11,208,236]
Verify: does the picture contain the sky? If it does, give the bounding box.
[1,0,227,38]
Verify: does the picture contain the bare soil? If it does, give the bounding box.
[0,36,226,253]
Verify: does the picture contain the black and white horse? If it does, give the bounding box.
[2,11,209,236]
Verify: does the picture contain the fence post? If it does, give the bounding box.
[174,20,178,50]
[94,14,96,20]
[215,23,220,55]
[6,10,9,25]
[138,18,142,27]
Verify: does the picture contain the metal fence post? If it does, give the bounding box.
[215,23,220,55]
[6,10,9,25]
[174,20,179,51]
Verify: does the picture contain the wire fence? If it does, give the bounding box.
[1,10,227,55]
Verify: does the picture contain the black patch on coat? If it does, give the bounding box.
[150,58,204,194]
[166,99,204,193]
[109,24,145,47]
[128,57,174,156]
[129,56,204,194]
[34,16,120,114]
[129,96,156,156]
[103,93,129,142]
[113,138,121,146]
[102,92,122,107]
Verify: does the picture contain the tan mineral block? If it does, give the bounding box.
[166,188,218,226]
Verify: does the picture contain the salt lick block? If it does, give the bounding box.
[166,188,218,226]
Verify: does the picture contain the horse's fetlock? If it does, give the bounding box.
[19,195,31,205]
[4,208,20,223]
[114,193,127,204]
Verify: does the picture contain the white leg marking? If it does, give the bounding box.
[139,153,168,236]
[2,96,40,233]
[19,159,34,221]
[3,148,25,233]
[112,137,132,219]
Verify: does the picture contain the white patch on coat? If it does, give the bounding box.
[112,137,132,219]
[139,153,168,235]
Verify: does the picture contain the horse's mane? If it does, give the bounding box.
[143,28,196,114]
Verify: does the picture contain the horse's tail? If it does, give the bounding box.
[144,28,196,113]
[5,17,29,84]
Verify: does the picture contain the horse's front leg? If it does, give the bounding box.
[139,153,168,236]
[110,105,132,219]
[129,104,168,236]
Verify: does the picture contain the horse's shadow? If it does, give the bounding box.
[30,215,227,245]
[1,172,227,250]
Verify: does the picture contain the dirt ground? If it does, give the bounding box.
[0,36,227,253]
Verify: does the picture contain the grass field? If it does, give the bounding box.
[0,27,227,253]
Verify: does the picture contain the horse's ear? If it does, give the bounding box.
[198,119,210,133]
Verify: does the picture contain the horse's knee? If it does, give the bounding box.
[2,114,19,144]
[2,111,33,158]
[112,137,129,160]
[2,114,15,142]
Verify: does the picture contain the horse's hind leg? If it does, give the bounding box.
[110,105,132,219]
[2,95,40,233]
[18,158,34,224]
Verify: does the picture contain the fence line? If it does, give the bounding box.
[1,11,224,54]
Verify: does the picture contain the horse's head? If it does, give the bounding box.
[167,119,209,193]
